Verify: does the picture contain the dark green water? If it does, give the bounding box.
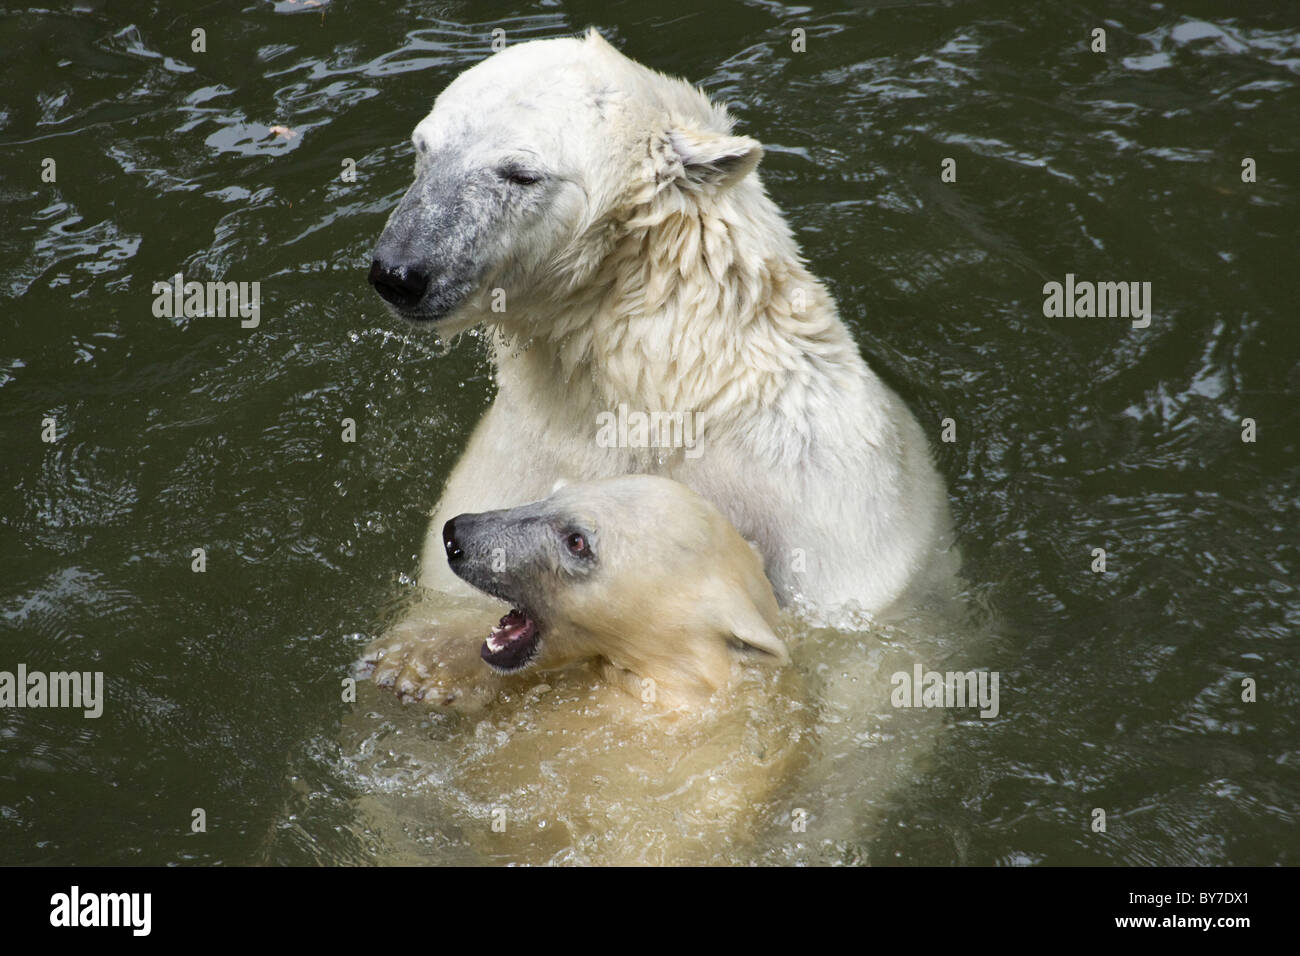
[1,0,1297,865]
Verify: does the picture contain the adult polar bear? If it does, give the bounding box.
[366,29,952,703]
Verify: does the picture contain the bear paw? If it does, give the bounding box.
[358,618,503,712]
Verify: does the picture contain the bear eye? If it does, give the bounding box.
[564,532,591,558]
[499,167,542,186]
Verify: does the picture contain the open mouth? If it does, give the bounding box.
[481,609,541,673]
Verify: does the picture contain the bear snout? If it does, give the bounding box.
[368,258,429,309]
[442,517,464,562]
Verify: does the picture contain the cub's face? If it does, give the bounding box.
[439,493,602,673]
[440,477,784,680]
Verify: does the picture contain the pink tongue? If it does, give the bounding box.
[481,609,540,672]
[488,611,528,649]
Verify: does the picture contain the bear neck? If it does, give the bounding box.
[490,180,870,428]
[597,638,735,707]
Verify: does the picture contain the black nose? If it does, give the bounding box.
[368,259,429,309]
[442,518,463,562]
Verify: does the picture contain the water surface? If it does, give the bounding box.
[1,0,1297,865]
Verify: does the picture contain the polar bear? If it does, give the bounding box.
[354,476,807,865]
[365,29,952,704]
[442,475,789,705]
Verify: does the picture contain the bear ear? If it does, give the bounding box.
[667,127,763,190]
[717,592,788,664]
[583,27,616,51]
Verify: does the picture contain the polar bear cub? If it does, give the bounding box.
[354,475,804,864]
[441,474,788,707]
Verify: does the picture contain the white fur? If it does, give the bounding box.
[368,31,952,704]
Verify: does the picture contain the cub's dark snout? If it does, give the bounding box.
[442,517,464,562]
[439,507,551,612]
[440,510,521,608]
